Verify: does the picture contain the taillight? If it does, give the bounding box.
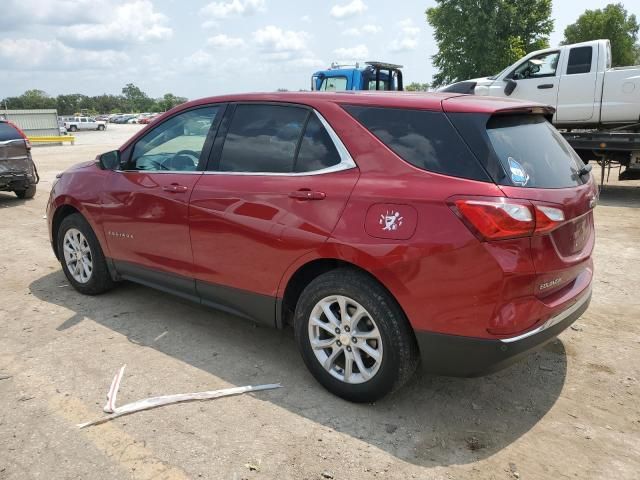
[451,198,565,241]
[534,205,565,234]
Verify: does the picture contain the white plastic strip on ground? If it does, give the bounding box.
[78,365,282,429]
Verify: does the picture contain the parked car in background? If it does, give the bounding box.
[0,119,38,199]
[138,114,159,124]
[64,117,107,132]
[113,114,137,124]
[47,92,595,401]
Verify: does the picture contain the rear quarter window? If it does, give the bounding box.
[0,122,22,142]
[343,106,490,182]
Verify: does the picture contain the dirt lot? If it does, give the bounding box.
[1,124,639,480]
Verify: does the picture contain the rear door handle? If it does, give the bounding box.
[289,189,326,200]
[538,84,554,89]
[162,183,189,193]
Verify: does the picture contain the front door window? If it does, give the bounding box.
[130,107,219,171]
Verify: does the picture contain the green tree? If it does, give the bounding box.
[426,0,554,87]
[405,82,430,92]
[563,3,639,67]
[156,93,187,112]
[122,83,154,112]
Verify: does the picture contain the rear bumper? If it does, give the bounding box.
[415,287,591,377]
[0,172,35,191]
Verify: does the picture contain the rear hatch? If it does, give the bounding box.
[445,102,597,301]
[0,122,32,176]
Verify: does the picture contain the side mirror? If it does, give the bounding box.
[504,79,517,96]
[98,150,121,170]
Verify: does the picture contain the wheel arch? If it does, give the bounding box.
[51,204,82,259]
[278,254,411,331]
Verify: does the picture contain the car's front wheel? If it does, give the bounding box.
[294,269,419,402]
[57,213,114,295]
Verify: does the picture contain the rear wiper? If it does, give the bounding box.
[578,163,592,177]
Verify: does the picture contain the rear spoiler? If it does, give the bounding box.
[442,96,555,122]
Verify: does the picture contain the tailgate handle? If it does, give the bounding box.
[289,189,326,201]
[162,183,189,193]
[538,84,554,89]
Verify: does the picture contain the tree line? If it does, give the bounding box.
[426,1,640,87]
[1,83,188,115]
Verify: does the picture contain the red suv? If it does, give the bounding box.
[47,92,596,401]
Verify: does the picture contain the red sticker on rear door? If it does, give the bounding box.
[365,204,418,240]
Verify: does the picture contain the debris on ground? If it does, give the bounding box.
[508,462,520,479]
[245,463,259,472]
[321,471,334,479]
[77,365,282,428]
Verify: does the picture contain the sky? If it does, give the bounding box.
[0,0,632,99]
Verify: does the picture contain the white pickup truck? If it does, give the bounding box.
[443,39,640,181]
[443,39,640,128]
[63,117,107,132]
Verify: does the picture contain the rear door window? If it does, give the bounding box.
[294,115,341,172]
[486,115,585,188]
[0,123,21,141]
[343,105,490,181]
[567,46,592,75]
[218,104,308,173]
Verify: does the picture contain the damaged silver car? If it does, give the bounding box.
[0,120,38,199]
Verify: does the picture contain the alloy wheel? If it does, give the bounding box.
[308,295,383,384]
[63,228,93,284]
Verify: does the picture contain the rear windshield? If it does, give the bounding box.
[486,115,585,188]
[0,122,22,142]
[343,105,490,182]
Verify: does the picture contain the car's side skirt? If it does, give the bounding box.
[110,259,277,327]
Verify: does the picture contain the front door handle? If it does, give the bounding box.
[538,83,554,89]
[289,189,326,200]
[162,183,189,193]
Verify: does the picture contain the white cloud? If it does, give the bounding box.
[200,0,265,19]
[330,0,367,19]
[0,0,103,29]
[207,34,245,48]
[342,28,360,36]
[390,19,420,52]
[362,24,382,34]
[301,15,311,23]
[59,0,172,49]
[343,24,380,36]
[254,25,310,61]
[0,38,128,71]
[333,44,369,61]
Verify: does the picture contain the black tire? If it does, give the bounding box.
[57,213,115,295]
[14,184,36,199]
[98,125,105,131]
[294,268,419,402]
[69,125,77,132]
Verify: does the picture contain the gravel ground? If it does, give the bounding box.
[0,124,639,480]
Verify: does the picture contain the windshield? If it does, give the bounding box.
[488,66,510,80]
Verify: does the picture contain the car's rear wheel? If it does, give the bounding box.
[98,125,105,131]
[14,184,36,199]
[57,213,114,295]
[294,268,419,402]
[69,125,77,132]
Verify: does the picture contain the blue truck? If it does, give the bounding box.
[311,61,404,91]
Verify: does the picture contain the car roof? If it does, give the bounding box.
[180,91,552,115]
